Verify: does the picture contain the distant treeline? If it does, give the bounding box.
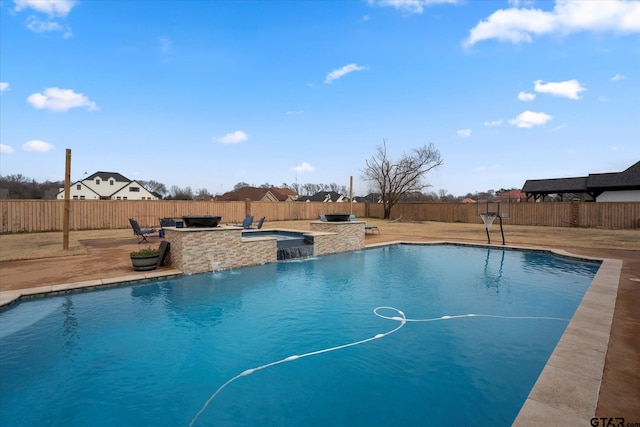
[2,174,548,202]
[0,174,63,199]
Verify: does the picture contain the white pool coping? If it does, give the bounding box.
[0,242,621,425]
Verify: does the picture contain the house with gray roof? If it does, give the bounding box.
[297,191,347,203]
[522,161,640,202]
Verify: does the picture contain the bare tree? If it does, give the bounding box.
[233,182,251,191]
[167,185,194,200]
[361,139,443,219]
[302,183,319,196]
[139,180,167,198]
[194,188,213,200]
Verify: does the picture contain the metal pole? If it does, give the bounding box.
[63,149,71,250]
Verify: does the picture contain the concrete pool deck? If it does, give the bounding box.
[0,223,638,424]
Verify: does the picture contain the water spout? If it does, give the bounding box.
[278,245,314,260]
[209,253,221,273]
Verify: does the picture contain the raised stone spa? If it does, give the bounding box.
[163,219,366,274]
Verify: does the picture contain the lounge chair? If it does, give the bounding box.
[129,218,156,242]
[348,215,380,234]
[319,215,327,222]
[158,218,177,238]
[159,218,176,228]
[236,216,254,229]
[244,216,265,230]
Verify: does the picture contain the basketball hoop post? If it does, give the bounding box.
[478,200,507,245]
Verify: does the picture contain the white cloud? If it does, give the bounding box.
[534,79,585,99]
[27,17,61,32]
[22,140,54,152]
[518,91,536,101]
[0,82,9,93]
[368,0,458,15]
[27,87,98,112]
[464,0,640,47]
[14,0,75,37]
[13,0,76,17]
[611,73,626,81]
[216,130,249,144]
[25,16,72,37]
[158,36,172,54]
[1,144,15,154]
[292,162,315,174]
[457,129,472,137]
[484,119,503,127]
[509,110,552,128]
[324,63,366,84]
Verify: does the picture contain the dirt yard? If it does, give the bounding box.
[1,219,639,263]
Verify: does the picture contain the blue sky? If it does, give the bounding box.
[1,0,638,197]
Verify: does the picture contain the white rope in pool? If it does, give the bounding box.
[189,307,568,426]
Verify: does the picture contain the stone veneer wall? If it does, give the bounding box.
[164,222,365,275]
[164,227,276,274]
[310,221,365,255]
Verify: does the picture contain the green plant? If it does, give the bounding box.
[130,247,160,257]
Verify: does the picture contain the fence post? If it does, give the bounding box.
[571,200,580,227]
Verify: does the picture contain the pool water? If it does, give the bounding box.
[0,244,599,426]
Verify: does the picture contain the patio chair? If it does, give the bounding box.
[255,216,265,229]
[319,215,327,222]
[235,216,254,229]
[158,218,177,238]
[348,214,380,234]
[129,218,156,242]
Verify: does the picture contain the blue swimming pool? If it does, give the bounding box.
[0,244,599,426]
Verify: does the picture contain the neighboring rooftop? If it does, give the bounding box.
[217,186,298,202]
[297,191,346,202]
[522,161,640,201]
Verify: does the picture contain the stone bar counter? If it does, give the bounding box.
[163,220,366,275]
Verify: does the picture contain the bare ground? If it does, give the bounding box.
[1,220,638,263]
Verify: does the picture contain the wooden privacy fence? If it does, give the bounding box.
[0,200,638,233]
[368,201,640,229]
[0,200,366,233]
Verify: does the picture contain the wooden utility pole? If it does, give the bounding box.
[63,149,71,250]
[349,176,353,215]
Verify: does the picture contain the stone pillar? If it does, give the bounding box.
[310,221,365,256]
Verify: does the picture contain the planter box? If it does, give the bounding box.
[131,255,159,271]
